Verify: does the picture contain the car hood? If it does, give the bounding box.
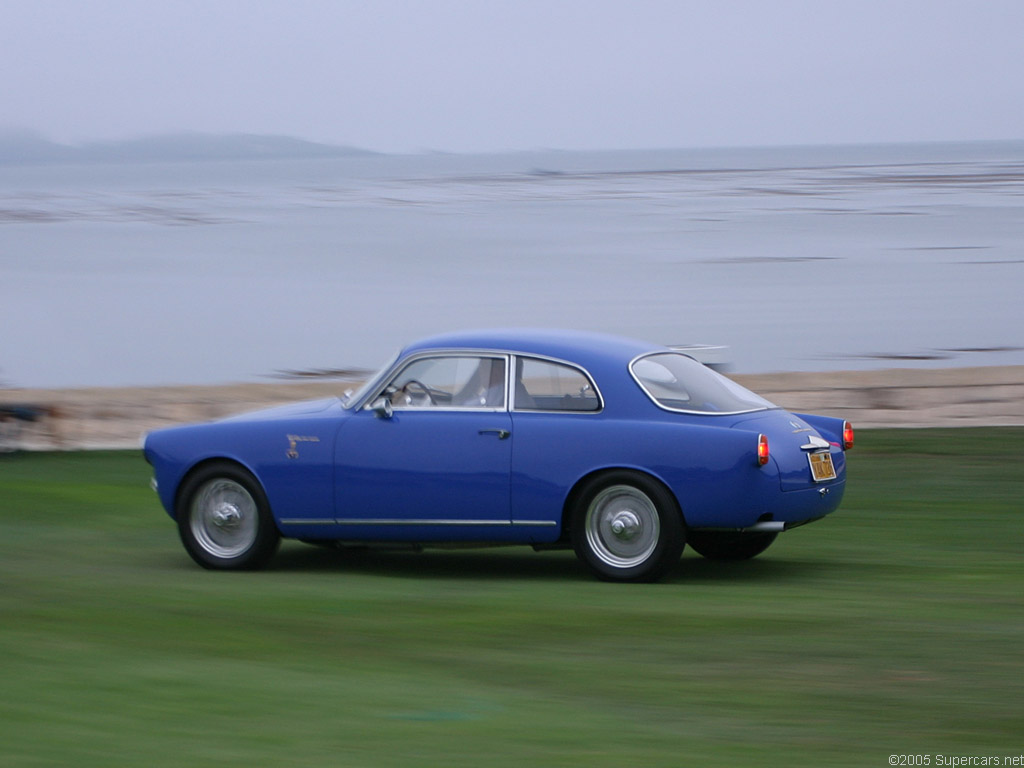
[217,397,341,423]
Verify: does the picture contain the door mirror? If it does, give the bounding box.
[370,396,393,419]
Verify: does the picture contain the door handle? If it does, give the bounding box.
[479,429,511,440]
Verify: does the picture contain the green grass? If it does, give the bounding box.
[1,430,1022,767]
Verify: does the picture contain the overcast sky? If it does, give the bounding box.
[2,0,1022,153]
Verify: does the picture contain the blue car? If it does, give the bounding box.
[143,329,852,582]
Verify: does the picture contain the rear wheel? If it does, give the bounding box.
[571,471,684,582]
[686,530,777,561]
[176,463,280,570]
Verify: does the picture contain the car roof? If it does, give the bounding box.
[402,328,664,369]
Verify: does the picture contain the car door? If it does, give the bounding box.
[333,354,513,537]
[508,355,603,529]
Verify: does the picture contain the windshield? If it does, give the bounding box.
[630,353,775,414]
[340,350,400,409]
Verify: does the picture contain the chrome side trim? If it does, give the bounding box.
[290,518,559,527]
[511,519,558,527]
[280,519,339,526]
[334,519,511,527]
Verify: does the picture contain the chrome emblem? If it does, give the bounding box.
[790,420,811,433]
[286,434,321,459]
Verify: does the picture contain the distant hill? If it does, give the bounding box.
[0,131,377,165]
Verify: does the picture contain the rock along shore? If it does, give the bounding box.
[2,366,1023,451]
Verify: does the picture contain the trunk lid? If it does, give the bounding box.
[729,409,845,491]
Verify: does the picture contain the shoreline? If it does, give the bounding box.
[2,366,1023,451]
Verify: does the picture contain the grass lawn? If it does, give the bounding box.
[1,429,1022,767]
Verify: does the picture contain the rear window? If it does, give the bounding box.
[630,353,774,414]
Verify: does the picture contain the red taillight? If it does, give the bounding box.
[757,433,770,466]
[842,421,855,450]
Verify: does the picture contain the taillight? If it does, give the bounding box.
[757,433,770,466]
[842,421,854,450]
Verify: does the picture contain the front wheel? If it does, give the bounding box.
[571,472,684,582]
[686,530,777,561]
[176,463,280,570]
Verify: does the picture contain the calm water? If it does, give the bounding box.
[2,142,1023,388]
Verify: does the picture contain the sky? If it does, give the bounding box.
[1,0,1023,153]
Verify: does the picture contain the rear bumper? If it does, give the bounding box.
[737,516,825,533]
[689,478,844,532]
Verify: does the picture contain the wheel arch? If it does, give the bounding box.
[172,456,266,521]
[173,456,282,570]
[560,466,686,541]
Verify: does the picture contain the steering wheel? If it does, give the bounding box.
[397,379,436,406]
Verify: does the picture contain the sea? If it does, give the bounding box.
[2,141,1023,389]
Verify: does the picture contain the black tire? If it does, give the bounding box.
[176,462,280,570]
[686,530,777,561]
[570,471,685,582]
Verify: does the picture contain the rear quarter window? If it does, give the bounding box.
[514,357,600,412]
[630,353,774,414]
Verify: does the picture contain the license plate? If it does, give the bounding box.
[808,451,837,482]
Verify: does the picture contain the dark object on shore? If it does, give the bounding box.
[0,404,58,452]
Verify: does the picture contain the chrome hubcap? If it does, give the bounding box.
[190,479,258,559]
[212,502,242,529]
[585,485,660,568]
[609,510,641,538]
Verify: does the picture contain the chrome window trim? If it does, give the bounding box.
[343,349,400,409]
[628,351,774,416]
[510,354,604,414]
[359,349,512,413]
[356,347,604,415]
[328,518,557,527]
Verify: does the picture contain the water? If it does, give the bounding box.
[2,142,1023,388]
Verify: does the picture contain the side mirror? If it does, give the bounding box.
[370,397,393,419]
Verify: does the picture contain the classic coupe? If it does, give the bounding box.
[143,329,852,582]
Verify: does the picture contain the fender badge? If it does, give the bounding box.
[286,434,321,459]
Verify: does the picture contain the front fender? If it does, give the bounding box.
[144,415,341,523]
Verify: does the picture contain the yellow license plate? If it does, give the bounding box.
[808,451,837,482]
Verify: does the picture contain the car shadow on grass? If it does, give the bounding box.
[270,543,584,581]
[263,542,835,583]
[670,554,838,584]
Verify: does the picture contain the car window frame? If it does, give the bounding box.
[342,349,400,409]
[629,351,775,416]
[357,349,605,415]
[510,354,603,414]
[362,351,512,413]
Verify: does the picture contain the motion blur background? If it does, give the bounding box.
[2,0,1023,389]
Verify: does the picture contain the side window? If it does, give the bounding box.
[514,358,600,412]
[386,356,506,409]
